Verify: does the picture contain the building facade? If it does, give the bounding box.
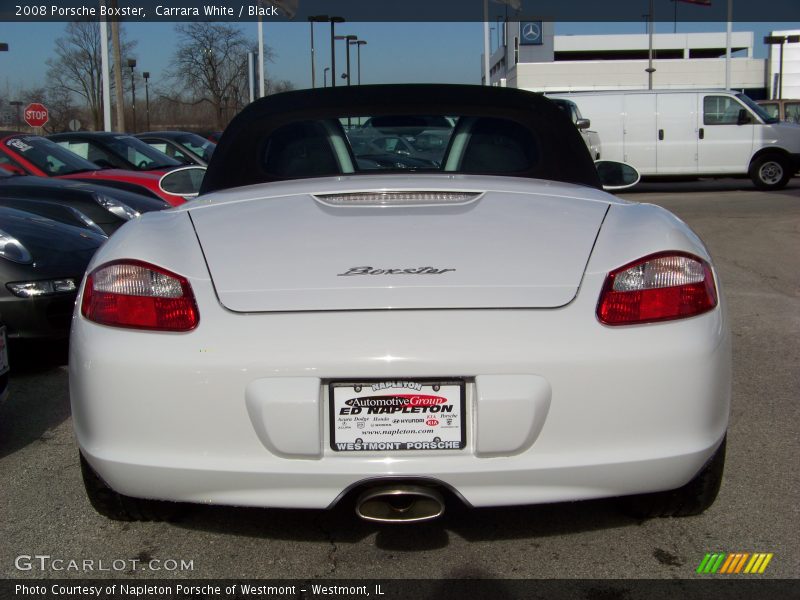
[766,29,800,99]
[487,25,768,98]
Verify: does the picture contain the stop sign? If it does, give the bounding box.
[24,103,49,128]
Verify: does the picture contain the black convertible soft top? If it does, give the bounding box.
[201,84,601,194]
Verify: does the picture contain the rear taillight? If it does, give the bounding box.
[597,252,717,326]
[81,260,199,331]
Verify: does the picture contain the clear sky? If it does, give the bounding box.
[2,20,799,97]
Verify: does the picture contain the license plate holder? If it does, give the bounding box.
[329,379,466,452]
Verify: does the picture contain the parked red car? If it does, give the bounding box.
[0,133,185,206]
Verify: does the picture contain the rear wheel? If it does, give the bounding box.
[621,436,726,518]
[80,453,182,521]
[749,154,791,190]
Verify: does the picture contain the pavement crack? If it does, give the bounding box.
[316,520,338,575]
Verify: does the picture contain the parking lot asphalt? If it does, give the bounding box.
[1,179,798,581]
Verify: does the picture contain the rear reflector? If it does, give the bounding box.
[597,252,717,325]
[81,260,198,331]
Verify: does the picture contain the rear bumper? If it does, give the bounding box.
[82,442,725,509]
[71,271,731,510]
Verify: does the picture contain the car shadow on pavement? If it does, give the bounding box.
[623,177,800,194]
[173,495,634,549]
[0,340,71,460]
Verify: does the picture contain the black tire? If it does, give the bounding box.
[80,453,182,521]
[749,154,792,190]
[621,436,726,518]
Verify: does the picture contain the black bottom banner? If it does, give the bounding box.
[1,579,799,600]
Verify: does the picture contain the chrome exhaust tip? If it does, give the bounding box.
[355,485,445,523]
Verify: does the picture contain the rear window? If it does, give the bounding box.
[201,84,603,194]
[104,136,182,170]
[785,102,800,124]
[259,114,539,179]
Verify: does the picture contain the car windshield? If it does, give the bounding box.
[104,136,182,170]
[4,136,100,176]
[551,99,580,124]
[174,133,216,160]
[260,114,538,178]
[737,94,778,124]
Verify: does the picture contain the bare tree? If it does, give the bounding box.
[167,23,266,129]
[45,20,135,131]
[266,79,295,95]
[45,86,83,133]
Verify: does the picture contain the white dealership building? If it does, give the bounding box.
[486,24,800,99]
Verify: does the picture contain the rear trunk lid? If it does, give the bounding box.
[188,176,611,312]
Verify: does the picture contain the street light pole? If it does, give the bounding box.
[110,6,125,132]
[309,18,316,88]
[335,35,357,85]
[127,58,137,132]
[324,67,330,87]
[0,47,10,128]
[308,15,329,89]
[345,36,354,86]
[645,0,655,90]
[351,40,367,85]
[257,14,265,97]
[99,8,111,131]
[142,71,150,131]
[329,17,345,88]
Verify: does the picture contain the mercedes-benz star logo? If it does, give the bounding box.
[522,22,540,42]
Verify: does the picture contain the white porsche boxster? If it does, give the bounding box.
[70,85,729,523]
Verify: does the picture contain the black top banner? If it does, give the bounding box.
[1,0,799,23]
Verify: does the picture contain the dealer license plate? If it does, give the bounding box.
[330,380,465,452]
[0,326,9,377]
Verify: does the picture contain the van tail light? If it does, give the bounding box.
[597,252,717,326]
[81,260,199,331]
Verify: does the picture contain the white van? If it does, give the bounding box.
[549,90,800,190]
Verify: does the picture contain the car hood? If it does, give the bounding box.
[187,175,613,312]
[0,207,104,272]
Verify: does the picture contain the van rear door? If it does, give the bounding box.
[622,94,657,174]
[655,93,698,175]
